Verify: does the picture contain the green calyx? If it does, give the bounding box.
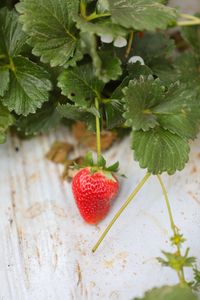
[74,151,119,175]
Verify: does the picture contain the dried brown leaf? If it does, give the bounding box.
[46,141,73,164]
[72,122,117,151]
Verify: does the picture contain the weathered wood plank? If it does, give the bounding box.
[0,127,200,299]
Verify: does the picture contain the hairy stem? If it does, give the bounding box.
[95,97,101,160]
[92,173,151,253]
[157,175,187,286]
[125,31,134,59]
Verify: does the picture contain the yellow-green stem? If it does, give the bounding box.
[157,175,187,286]
[80,0,87,18]
[157,175,176,235]
[125,31,134,59]
[95,97,101,160]
[178,13,200,26]
[85,12,111,22]
[92,173,151,253]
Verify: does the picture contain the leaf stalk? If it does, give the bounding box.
[157,175,187,286]
[92,172,151,253]
[178,14,200,27]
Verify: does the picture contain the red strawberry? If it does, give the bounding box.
[72,167,119,224]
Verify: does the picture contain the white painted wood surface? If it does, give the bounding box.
[0,1,200,299]
[0,128,200,300]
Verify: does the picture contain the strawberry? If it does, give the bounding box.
[72,167,119,224]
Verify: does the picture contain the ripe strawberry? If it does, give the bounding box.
[72,167,119,224]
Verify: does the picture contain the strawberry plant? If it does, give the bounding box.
[0,0,200,299]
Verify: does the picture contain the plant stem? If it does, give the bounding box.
[95,97,101,160]
[157,175,176,235]
[92,172,151,253]
[125,31,134,59]
[157,175,187,286]
[85,12,111,22]
[80,0,87,18]
[178,14,200,26]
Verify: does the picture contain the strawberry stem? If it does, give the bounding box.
[157,175,187,286]
[85,12,111,22]
[178,14,200,26]
[80,0,87,19]
[125,31,134,59]
[92,172,151,253]
[95,97,102,161]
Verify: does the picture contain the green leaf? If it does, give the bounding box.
[105,64,153,129]
[0,103,14,143]
[154,85,200,139]
[174,52,200,94]
[181,14,200,55]
[105,99,124,129]
[97,0,110,13]
[75,16,127,39]
[123,77,200,139]
[158,249,196,271]
[108,0,178,31]
[0,69,9,96]
[0,8,28,57]
[131,32,175,65]
[133,285,198,300]
[132,127,189,174]
[57,103,95,129]
[2,56,52,115]
[58,63,104,106]
[150,59,177,87]
[16,102,61,136]
[80,32,122,82]
[16,0,79,67]
[123,76,165,131]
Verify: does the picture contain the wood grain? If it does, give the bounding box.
[0,127,200,299]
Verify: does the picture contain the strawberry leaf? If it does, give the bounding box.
[75,16,128,39]
[105,64,152,129]
[58,63,104,106]
[174,52,200,94]
[0,69,9,97]
[0,103,14,143]
[16,0,79,67]
[123,76,165,131]
[80,32,122,83]
[1,56,52,116]
[108,0,178,31]
[133,285,198,300]
[123,77,200,139]
[131,32,175,65]
[181,14,200,56]
[0,8,28,57]
[154,84,200,139]
[16,102,61,136]
[57,103,95,129]
[132,127,189,174]
[0,8,52,116]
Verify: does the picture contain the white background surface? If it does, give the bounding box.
[0,1,200,299]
